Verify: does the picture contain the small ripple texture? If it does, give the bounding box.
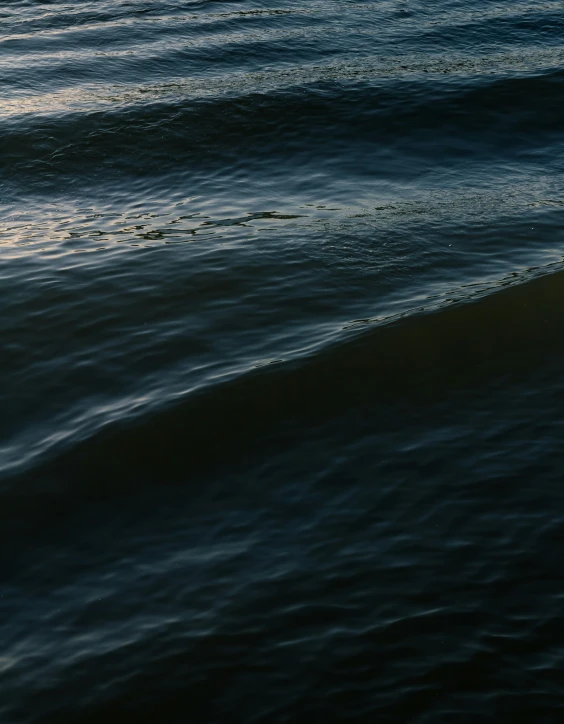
[2,0,564,721]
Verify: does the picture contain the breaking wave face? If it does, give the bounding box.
[2,1,564,722]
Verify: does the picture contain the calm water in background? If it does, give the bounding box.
[2,0,564,721]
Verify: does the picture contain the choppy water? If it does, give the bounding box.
[2,1,564,721]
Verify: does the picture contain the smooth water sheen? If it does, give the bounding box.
[2,1,564,721]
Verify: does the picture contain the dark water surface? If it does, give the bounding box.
[3,0,564,721]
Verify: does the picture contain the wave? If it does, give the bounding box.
[4,260,564,517]
[3,66,564,199]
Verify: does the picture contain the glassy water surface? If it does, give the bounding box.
[2,0,564,721]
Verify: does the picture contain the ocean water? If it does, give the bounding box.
[2,0,564,721]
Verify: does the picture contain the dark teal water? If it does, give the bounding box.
[2,1,564,721]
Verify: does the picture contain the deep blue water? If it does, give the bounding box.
[2,1,564,721]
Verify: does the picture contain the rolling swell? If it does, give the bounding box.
[7,262,564,512]
[5,68,564,191]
